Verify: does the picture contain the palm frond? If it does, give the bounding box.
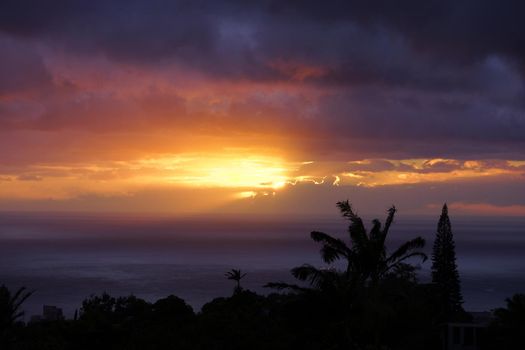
[395,252,427,264]
[369,219,382,242]
[319,245,345,264]
[311,231,350,263]
[0,285,34,324]
[291,264,320,281]
[349,222,368,251]
[337,201,369,250]
[224,269,246,281]
[311,231,346,249]
[12,287,34,311]
[383,205,397,237]
[336,200,354,219]
[291,264,331,289]
[386,237,427,265]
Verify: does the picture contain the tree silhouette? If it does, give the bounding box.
[492,294,525,349]
[0,285,33,330]
[267,201,428,349]
[0,285,33,347]
[225,269,247,293]
[494,294,525,326]
[431,203,463,320]
[270,201,427,292]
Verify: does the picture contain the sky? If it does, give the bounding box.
[0,0,524,217]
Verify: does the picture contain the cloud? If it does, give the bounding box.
[0,35,51,95]
[447,202,525,217]
[262,1,525,75]
[0,154,524,217]
[1,0,524,83]
[0,0,524,168]
[16,174,43,181]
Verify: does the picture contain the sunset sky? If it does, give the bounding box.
[1,1,524,216]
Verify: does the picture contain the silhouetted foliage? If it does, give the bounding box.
[152,295,194,324]
[0,285,33,348]
[267,201,429,349]
[225,269,247,294]
[0,285,33,329]
[3,275,520,350]
[269,201,426,292]
[484,294,525,349]
[431,203,464,321]
[494,294,525,327]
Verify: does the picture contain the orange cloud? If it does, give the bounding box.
[1,155,523,206]
[337,159,525,187]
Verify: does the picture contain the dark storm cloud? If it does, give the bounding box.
[0,35,51,94]
[318,86,525,140]
[263,0,525,72]
[0,0,524,160]
[1,0,524,83]
[0,0,273,79]
[0,1,217,58]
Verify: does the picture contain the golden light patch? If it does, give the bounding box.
[150,154,294,189]
[338,158,524,187]
[2,157,524,202]
[235,191,257,199]
[0,151,299,200]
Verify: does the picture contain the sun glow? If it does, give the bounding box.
[2,156,524,205]
[141,153,296,189]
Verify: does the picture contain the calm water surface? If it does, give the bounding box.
[0,212,524,318]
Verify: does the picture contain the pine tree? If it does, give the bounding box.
[431,203,464,320]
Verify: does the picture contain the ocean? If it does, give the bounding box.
[0,212,524,319]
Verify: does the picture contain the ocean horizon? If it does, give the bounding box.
[1,211,524,319]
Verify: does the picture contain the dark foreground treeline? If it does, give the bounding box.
[0,288,449,350]
[1,201,524,350]
[3,288,525,350]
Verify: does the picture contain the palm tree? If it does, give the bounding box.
[271,201,427,293]
[225,269,247,293]
[0,285,34,331]
[266,201,428,349]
